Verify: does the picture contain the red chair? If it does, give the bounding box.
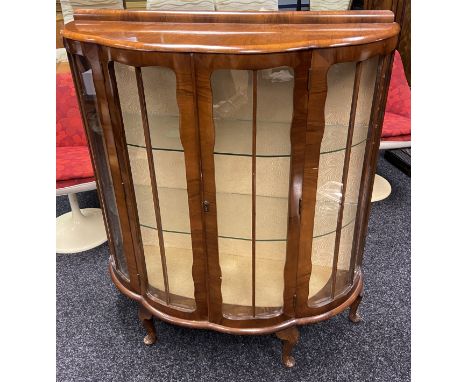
[372,50,411,201]
[56,72,107,253]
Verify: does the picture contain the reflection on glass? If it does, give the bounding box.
[77,64,128,277]
[308,58,378,305]
[115,63,195,310]
[212,68,294,318]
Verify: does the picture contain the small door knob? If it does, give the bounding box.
[203,200,210,212]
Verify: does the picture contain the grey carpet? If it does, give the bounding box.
[56,154,410,381]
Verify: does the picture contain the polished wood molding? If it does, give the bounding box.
[62,10,399,54]
[110,261,364,334]
[73,8,395,23]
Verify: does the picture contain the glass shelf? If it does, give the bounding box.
[124,113,368,157]
[141,218,355,309]
[136,182,357,241]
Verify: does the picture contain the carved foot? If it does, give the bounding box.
[275,326,300,368]
[138,305,157,345]
[348,294,363,323]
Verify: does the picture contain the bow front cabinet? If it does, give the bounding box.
[63,9,399,367]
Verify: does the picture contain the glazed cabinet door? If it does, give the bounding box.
[111,51,208,319]
[306,56,378,305]
[195,52,311,324]
[294,44,397,317]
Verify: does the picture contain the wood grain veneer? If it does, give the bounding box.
[63,9,399,367]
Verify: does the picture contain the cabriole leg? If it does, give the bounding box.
[138,305,157,345]
[275,326,300,368]
[348,294,363,323]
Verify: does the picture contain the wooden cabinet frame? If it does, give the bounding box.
[63,9,399,366]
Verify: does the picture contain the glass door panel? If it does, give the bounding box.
[211,67,294,318]
[334,57,378,293]
[115,63,195,311]
[308,57,378,305]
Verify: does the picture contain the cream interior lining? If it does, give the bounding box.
[113,59,378,311]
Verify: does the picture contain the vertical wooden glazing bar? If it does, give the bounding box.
[295,49,334,314]
[135,67,171,305]
[282,50,312,317]
[185,52,210,319]
[348,56,385,284]
[251,70,257,317]
[330,61,362,298]
[194,54,223,324]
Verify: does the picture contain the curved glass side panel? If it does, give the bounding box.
[337,56,379,291]
[115,63,195,311]
[72,60,128,277]
[308,57,378,306]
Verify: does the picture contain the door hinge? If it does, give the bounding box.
[293,294,297,310]
[298,198,302,216]
[203,200,210,212]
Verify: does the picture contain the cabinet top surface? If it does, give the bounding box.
[62,10,399,54]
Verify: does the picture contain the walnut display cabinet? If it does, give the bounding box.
[63,9,399,367]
